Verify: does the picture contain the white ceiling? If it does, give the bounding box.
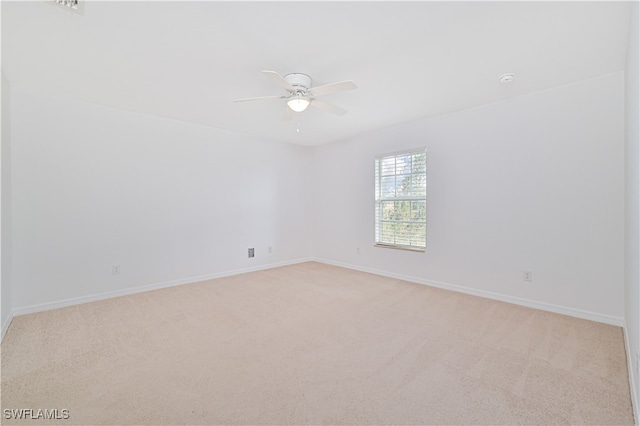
[2,1,632,146]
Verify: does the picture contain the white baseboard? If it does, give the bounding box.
[1,311,14,343]
[313,258,624,327]
[7,256,624,331]
[11,257,314,318]
[624,324,640,425]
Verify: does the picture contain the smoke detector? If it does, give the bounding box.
[499,73,515,84]
[49,0,84,15]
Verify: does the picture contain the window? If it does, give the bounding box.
[374,149,427,251]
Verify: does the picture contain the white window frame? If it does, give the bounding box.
[374,148,427,251]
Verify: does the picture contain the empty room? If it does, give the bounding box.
[1,1,639,424]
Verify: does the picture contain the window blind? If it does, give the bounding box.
[374,149,427,250]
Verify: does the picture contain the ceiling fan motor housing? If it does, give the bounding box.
[284,73,312,91]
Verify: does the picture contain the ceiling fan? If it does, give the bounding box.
[233,70,357,119]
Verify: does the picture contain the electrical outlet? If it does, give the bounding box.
[248,248,255,258]
[523,270,532,282]
[112,265,120,275]
[356,247,360,255]
[268,246,273,254]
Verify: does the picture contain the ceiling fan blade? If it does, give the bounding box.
[310,80,357,97]
[283,105,294,121]
[310,98,348,116]
[262,70,295,92]
[233,95,283,102]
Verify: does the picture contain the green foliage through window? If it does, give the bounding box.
[375,150,427,250]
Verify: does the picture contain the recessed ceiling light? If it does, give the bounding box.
[499,73,515,84]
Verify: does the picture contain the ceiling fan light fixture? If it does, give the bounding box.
[287,96,310,112]
[235,71,355,116]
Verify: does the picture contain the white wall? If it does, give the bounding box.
[624,1,640,418]
[312,71,625,323]
[1,70,13,336]
[5,70,628,327]
[10,90,312,310]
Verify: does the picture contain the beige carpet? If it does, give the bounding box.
[0,262,634,425]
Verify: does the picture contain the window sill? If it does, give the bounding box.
[374,244,425,253]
